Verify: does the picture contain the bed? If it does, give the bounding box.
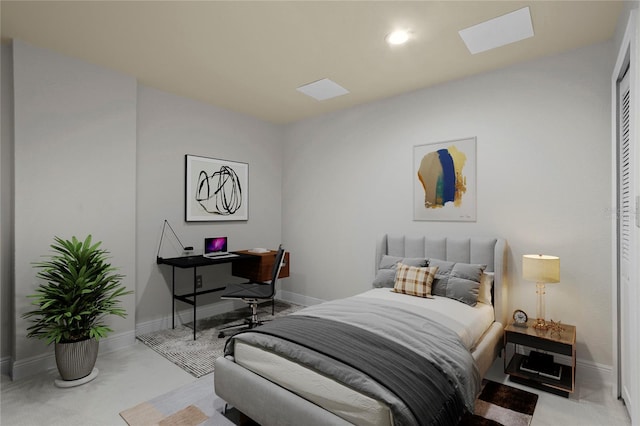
[215,235,508,426]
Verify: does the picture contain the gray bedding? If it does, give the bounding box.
[225,297,480,426]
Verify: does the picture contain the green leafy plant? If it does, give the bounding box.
[23,235,132,344]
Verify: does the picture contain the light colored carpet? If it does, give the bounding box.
[136,300,303,377]
[120,375,537,426]
[119,373,232,426]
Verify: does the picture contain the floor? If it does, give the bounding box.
[0,341,632,426]
[0,342,195,426]
[483,361,631,426]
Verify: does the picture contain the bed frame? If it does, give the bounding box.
[215,235,508,426]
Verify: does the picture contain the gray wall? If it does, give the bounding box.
[11,40,137,378]
[1,43,15,375]
[0,30,625,384]
[1,39,284,378]
[135,86,283,332]
[282,42,615,371]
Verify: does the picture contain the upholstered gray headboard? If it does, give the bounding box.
[375,235,508,326]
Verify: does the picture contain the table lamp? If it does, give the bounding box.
[522,254,560,330]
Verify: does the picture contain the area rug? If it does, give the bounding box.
[136,300,303,377]
[120,376,538,426]
[459,380,539,426]
[119,373,231,426]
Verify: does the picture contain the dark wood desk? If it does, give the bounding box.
[158,253,256,340]
[232,250,290,282]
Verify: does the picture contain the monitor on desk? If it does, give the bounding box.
[203,237,229,258]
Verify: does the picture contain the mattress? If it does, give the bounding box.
[233,289,496,426]
[354,288,495,351]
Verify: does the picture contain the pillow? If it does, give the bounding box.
[428,258,487,306]
[372,255,427,288]
[392,263,438,298]
[427,258,455,296]
[446,262,487,306]
[478,272,495,305]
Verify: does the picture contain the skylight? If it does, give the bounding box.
[296,78,350,101]
[459,7,534,54]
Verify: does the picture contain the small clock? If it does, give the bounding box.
[512,309,528,327]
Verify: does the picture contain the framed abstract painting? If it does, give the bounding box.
[413,137,476,221]
[185,154,248,222]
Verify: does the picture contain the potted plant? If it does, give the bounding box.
[23,235,132,385]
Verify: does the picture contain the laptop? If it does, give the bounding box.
[203,237,230,258]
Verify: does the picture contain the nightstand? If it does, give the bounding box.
[504,321,576,397]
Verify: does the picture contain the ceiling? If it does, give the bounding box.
[1,1,625,124]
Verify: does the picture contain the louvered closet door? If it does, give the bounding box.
[618,67,633,412]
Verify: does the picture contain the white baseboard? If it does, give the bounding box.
[9,330,136,381]
[135,299,246,336]
[1,355,12,377]
[10,351,56,381]
[278,290,325,307]
[576,358,613,388]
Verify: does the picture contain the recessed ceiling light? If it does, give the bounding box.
[386,30,410,46]
[296,78,350,101]
[459,7,534,54]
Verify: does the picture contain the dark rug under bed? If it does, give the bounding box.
[459,379,539,426]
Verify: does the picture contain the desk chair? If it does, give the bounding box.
[218,245,286,338]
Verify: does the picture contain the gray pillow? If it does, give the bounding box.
[428,258,455,297]
[373,255,427,288]
[428,258,486,306]
[447,262,486,306]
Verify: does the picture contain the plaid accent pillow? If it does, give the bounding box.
[392,263,439,298]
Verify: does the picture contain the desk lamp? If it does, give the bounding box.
[156,219,193,263]
[523,254,560,330]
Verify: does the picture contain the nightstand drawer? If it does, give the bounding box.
[506,331,573,356]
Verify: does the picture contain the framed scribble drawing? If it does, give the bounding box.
[413,137,476,221]
[185,155,248,221]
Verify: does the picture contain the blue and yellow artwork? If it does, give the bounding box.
[417,145,467,208]
[414,137,476,221]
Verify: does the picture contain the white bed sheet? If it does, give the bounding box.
[354,288,495,351]
[233,291,496,426]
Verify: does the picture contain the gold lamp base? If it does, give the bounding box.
[533,282,549,330]
[532,318,549,330]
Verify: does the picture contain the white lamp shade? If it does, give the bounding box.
[523,254,560,283]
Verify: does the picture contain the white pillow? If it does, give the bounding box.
[478,272,495,305]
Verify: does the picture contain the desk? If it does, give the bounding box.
[232,250,290,282]
[158,253,256,340]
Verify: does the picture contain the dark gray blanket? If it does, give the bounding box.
[228,314,464,426]
[225,295,481,426]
